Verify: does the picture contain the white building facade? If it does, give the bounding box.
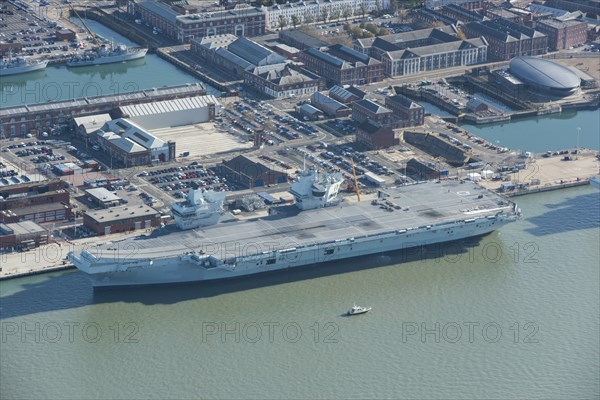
[262,0,390,30]
[381,38,488,77]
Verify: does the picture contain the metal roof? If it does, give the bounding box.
[354,99,392,114]
[305,48,344,68]
[329,85,356,101]
[138,1,179,23]
[311,92,349,114]
[120,95,220,118]
[103,119,165,149]
[85,187,122,203]
[0,221,46,236]
[228,37,283,66]
[86,204,159,224]
[329,44,370,64]
[509,56,581,90]
[73,114,112,134]
[214,48,253,70]
[386,94,421,109]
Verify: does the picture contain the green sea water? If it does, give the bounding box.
[1,186,598,399]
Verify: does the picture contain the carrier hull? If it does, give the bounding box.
[69,179,520,288]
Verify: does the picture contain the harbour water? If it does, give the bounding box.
[1,184,599,399]
[1,18,599,399]
[461,109,600,152]
[0,20,217,109]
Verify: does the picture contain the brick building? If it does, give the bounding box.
[0,221,48,251]
[299,46,383,86]
[534,19,587,50]
[133,1,266,43]
[92,119,176,167]
[0,203,72,224]
[328,85,365,104]
[352,99,395,128]
[244,64,324,99]
[462,19,547,60]
[310,92,352,117]
[83,204,161,236]
[0,180,72,223]
[355,120,398,150]
[218,155,288,189]
[384,95,425,128]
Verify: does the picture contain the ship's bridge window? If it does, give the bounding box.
[266,258,276,265]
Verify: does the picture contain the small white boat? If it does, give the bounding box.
[347,304,371,316]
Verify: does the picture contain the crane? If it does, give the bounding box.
[351,158,361,202]
[69,4,99,47]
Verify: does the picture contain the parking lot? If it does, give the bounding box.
[138,162,243,201]
[0,1,83,63]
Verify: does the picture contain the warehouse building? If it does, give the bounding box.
[0,202,72,224]
[191,35,287,78]
[119,95,222,129]
[0,180,72,224]
[0,221,48,251]
[93,118,176,167]
[85,188,123,209]
[83,205,161,236]
[299,46,383,86]
[328,85,365,104]
[278,29,328,51]
[218,155,288,189]
[310,92,352,117]
[355,120,398,150]
[73,114,112,136]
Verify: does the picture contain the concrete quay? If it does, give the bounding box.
[0,229,152,281]
[476,151,600,195]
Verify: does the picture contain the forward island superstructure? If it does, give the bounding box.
[69,167,521,287]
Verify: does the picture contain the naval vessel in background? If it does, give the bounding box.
[66,44,147,67]
[68,167,521,287]
[0,53,48,76]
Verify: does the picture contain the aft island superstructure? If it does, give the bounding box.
[69,167,520,287]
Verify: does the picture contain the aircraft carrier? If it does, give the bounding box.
[68,168,520,287]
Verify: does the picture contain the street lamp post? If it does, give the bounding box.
[576,127,580,160]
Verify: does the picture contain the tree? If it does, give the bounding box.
[389,0,398,14]
[375,0,382,16]
[359,1,369,19]
[320,7,329,22]
[278,15,288,30]
[304,12,314,24]
[342,5,353,21]
[291,14,300,28]
[329,8,340,22]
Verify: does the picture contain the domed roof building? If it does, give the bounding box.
[509,57,580,96]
